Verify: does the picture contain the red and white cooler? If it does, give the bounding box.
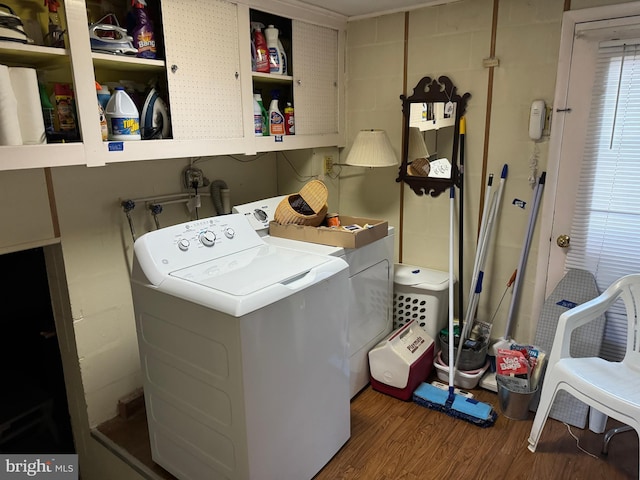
[368,319,435,400]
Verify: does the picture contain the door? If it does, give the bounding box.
[532,5,640,360]
[162,0,244,141]
[292,21,339,135]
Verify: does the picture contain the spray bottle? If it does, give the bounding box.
[251,23,269,73]
[44,0,65,48]
[269,90,285,135]
[127,0,156,59]
[264,25,283,75]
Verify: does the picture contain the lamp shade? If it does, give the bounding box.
[408,127,429,161]
[344,129,398,167]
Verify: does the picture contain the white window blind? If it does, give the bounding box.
[565,41,640,361]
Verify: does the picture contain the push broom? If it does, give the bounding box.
[413,187,498,427]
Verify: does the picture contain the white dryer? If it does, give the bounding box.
[131,214,350,480]
[233,197,395,398]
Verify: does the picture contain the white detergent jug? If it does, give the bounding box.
[105,87,141,141]
[265,25,283,75]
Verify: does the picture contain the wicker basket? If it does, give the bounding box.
[409,157,430,176]
[274,180,328,226]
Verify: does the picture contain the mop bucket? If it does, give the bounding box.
[496,378,538,420]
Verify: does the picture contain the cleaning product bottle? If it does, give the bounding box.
[284,102,294,135]
[253,94,262,136]
[39,84,55,140]
[127,0,156,59]
[278,39,288,75]
[269,90,285,135]
[264,25,283,75]
[44,0,65,48]
[96,83,111,111]
[254,92,268,136]
[105,86,141,141]
[252,23,269,74]
[52,83,76,137]
[95,82,108,141]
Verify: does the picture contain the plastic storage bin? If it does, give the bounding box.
[392,263,451,344]
[434,351,489,389]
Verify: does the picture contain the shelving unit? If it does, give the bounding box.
[0,0,347,171]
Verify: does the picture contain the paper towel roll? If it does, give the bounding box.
[0,64,23,145]
[9,67,46,145]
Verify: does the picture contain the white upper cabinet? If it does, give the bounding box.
[292,20,339,136]
[249,7,344,152]
[163,0,243,141]
[0,0,345,171]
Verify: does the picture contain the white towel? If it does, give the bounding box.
[0,64,23,145]
[9,67,46,144]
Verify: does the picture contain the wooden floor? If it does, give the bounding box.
[96,384,637,479]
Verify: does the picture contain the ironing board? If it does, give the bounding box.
[530,268,606,428]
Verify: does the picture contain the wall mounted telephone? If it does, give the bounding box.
[529,100,546,140]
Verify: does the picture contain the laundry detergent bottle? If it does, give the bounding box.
[253,95,262,136]
[265,25,283,74]
[269,90,285,135]
[252,23,269,73]
[254,92,268,136]
[105,87,141,141]
[127,0,156,59]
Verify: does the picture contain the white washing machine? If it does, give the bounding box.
[130,214,350,480]
[233,196,395,398]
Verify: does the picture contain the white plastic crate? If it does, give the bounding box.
[392,264,451,344]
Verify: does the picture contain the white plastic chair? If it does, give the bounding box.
[528,274,640,472]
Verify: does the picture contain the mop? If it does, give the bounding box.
[413,187,498,427]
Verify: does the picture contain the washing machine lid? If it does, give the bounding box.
[171,244,331,296]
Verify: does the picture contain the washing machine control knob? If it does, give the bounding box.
[224,227,235,239]
[178,239,190,251]
[200,230,216,246]
[254,209,267,222]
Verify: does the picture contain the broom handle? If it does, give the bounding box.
[504,172,546,339]
[458,117,465,335]
[449,186,456,390]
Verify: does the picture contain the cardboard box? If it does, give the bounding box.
[269,216,388,248]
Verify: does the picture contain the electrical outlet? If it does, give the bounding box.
[324,156,334,174]
[183,167,205,189]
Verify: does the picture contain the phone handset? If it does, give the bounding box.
[529,100,546,140]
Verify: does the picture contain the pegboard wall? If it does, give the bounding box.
[162,0,243,140]
[292,21,338,135]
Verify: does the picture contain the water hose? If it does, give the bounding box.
[210,179,229,215]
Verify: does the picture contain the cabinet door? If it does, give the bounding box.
[162,0,243,140]
[292,21,338,136]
